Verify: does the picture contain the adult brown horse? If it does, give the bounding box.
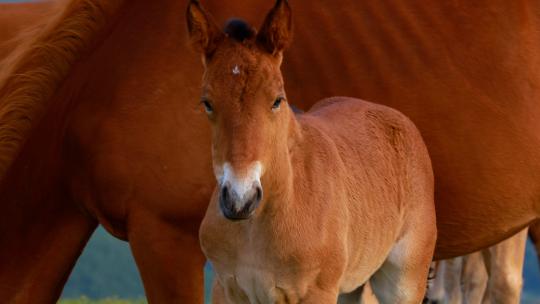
[1,0,540,303]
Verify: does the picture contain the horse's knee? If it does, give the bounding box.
[493,272,522,293]
[485,271,523,303]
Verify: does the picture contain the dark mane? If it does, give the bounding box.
[224,19,255,42]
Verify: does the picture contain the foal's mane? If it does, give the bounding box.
[0,0,124,180]
[224,19,256,42]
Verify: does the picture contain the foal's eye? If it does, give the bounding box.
[272,97,284,112]
[201,98,213,114]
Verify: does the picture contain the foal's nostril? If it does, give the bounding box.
[220,186,231,208]
[221,185,229,203]
[255,185,263,203]
[219,184,233,214]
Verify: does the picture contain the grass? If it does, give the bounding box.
[58,297,147,304]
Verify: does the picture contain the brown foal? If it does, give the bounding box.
[188,0,437,302]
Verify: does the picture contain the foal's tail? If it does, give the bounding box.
[529,220,540,268]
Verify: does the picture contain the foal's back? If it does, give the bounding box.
[299,96,433,203]
[295,97,436,301]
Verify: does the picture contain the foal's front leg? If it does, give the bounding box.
[211,279,228,304]
[299,288,340,304]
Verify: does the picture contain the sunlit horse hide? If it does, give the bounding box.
[192,1,436,303]
[1,0,540,303]
[427,228,528,304]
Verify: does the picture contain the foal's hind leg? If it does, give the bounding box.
[370,224,436,303]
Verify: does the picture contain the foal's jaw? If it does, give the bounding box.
[215,161,264,220]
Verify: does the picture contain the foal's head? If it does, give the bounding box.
[187,0,293,220]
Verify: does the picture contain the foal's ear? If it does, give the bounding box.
[186,0,222,56]
[256,0,292,55]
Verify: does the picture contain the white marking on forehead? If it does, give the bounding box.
[232,65,240,75]
[219,161,263,211]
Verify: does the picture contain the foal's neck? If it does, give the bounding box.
[259,107,302,215]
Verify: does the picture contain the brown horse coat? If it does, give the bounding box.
[1,0,540,302]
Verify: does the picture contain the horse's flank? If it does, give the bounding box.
[0,0,124,180]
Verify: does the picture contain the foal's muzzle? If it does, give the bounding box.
[219,181,263,220]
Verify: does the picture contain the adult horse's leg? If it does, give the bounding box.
[442,258,464,303]
[0,189,97,303]
[460,252,487,303]
[528,220,540,267]
[481,229,527,304]
[427,256,485,304]
[128,212,206,303]
[426,262,446,303]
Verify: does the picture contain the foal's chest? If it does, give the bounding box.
[203,224,330,303]
[212,255,319,304]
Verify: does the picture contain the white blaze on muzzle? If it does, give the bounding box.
[216,161,263,212]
